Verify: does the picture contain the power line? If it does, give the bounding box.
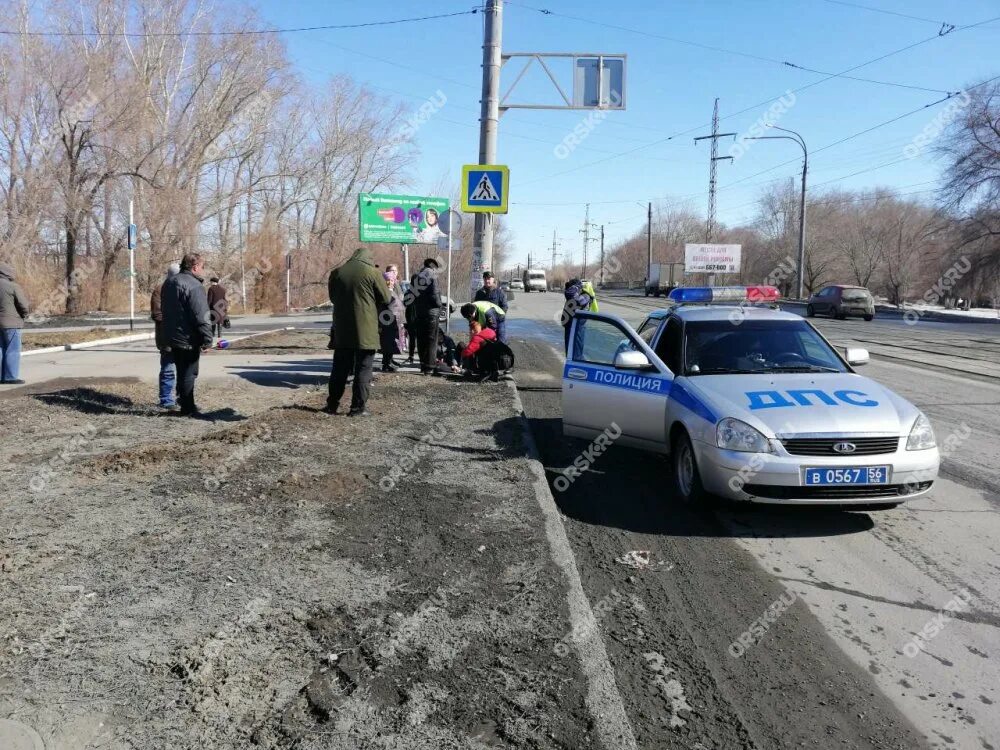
[507,0,957,94]
[819,0,955,29]
[0,9,480,37]
[514,12,999,188]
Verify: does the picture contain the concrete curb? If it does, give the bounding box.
[23,332,155,357]
[22,327,292,358]
[505,379,639,750]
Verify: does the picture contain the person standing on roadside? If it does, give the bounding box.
[378,264,406,372]
[161,253,213,417]
[0,261,29,385]
[327,247,391,415]
[206,277,229,339]
[150,262,180,410]
[410,257,442,375]
[562,278,596,354]
[474,271,509,343]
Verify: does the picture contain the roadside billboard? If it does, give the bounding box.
[358,193,450,244]
[684,244,742,274]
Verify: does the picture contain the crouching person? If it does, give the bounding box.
[454,319,514,381]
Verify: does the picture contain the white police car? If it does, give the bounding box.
[562,286,939,507]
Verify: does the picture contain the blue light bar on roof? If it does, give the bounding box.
[668,286,780,304]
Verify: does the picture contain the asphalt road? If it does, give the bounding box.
[507,290,1000,750]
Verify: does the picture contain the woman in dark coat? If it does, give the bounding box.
[378,265,407,372]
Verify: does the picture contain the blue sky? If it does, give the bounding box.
[255,0,999,269]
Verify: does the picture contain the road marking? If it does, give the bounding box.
[507,380,639,750]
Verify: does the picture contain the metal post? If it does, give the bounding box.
[797,149,808,300]
[401,244,410,281]
[600,225,605,286]
[646,202,652,285]
[472,0,503,298]
[582,203,590,278]
[238,200,247,313]
[446,227,453,336]
[285,254,291,312]
[128,199,135,332]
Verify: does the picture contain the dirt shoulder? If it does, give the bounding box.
[0,368,597,748]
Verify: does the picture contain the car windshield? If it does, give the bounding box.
[842,289,872,302]
[683,319,848,375]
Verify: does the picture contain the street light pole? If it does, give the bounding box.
[746,125,808,298]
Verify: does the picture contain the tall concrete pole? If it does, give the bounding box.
[600,224,605,286]
[646,202,652,284]
[472,0,503,299]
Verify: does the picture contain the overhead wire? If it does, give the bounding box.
[0,9,481,37]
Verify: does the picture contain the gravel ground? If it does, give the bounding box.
[21,329,116,350]
[0,341,598,749]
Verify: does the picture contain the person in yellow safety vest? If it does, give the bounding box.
[580,280,599,312]
[460,300,507,344]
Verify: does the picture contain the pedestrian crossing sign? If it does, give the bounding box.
[462,164,509,213]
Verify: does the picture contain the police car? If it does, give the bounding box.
[562,286,939,507]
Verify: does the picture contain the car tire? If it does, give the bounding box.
[834,307,846,320]
[806,304,815,317]
[672,431,710,505]
[864,314,874,321]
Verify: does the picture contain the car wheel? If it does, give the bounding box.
[806,304,815,317]
[834,307,846,320]
[672,431,709,504]
[864,314,874,321]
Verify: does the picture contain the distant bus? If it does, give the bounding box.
[523,268,547,292]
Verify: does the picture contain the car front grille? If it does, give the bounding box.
[742,482,932,501]
[781,436,900,456]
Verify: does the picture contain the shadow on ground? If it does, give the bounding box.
[504,413,876,540]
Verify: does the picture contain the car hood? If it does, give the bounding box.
[685,372,919,437]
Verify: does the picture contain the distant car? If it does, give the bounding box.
[807,285,875,321]
[510,279,525,291]
[500,281,511,291]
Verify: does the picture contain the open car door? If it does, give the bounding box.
[562,311,674,453]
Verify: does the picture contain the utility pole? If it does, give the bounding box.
[582,203,590,278]
[599,224,606,286]
[550,230,560,271]
[694,98,736,243]
[646,202,652,284]
[472,0,503,297]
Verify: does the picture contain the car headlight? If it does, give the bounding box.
[906,413,936,451]
[717,418,773,453]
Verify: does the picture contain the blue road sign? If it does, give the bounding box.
[462,164,509,213]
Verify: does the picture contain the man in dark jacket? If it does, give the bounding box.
[473,271,509,343]
[161,253,213,416]
[327,247,391,415]
[150,262,180,409]
[409,257,442,375]
[206,277,229,339]
[0,261,29,384]
[562,278,594,354]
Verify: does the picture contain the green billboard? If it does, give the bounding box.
[358,193,450,245]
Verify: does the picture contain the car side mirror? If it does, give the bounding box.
[845,347,869,366]
[614,350,651,370]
